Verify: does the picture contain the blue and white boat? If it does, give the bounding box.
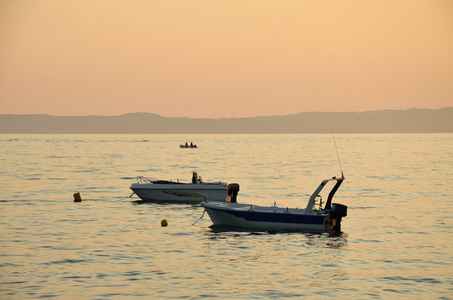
[201,176,347,232]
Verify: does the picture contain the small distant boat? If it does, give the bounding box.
[201,176,348,232]
[180,142,197,148]
[130,171,230,203]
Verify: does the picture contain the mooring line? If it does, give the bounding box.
[192,209,206,225]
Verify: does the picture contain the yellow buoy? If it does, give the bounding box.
[73,192,82,202]
[161,219,168,227]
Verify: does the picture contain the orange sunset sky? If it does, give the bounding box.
[1,0,452,118]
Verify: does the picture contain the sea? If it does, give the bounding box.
[1,134,452,299]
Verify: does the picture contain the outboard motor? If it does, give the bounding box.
[330,203,348,231]
[227,183,240,203]
[332,203,347,217]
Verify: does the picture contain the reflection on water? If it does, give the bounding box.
[204,225,347,239]
[0,134,452,299]
[305,233,348,249]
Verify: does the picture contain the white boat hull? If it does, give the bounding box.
[130,183,227,203]
[201,202,333,232]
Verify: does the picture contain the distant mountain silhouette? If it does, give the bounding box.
[0,108,452,133]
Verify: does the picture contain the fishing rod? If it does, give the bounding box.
[331,127,344,178]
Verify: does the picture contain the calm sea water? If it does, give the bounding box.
[1,134,452,299]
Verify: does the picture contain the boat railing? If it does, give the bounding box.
[135,176,184,184]
[135,176,226,186]
[203,181,228,187]
[136,176,152,184]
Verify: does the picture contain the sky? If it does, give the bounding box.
[0,0,452,118]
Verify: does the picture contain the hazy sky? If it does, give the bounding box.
[1,0,452,118]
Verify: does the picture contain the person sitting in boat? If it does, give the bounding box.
[185,142,188,146]
[190,142,193,147]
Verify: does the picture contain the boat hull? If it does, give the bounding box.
[201,202,334,232]
[130,183,227,203]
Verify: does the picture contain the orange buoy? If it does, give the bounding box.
[73,192,82,202]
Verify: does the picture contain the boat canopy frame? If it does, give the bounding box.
[305,176,344,213]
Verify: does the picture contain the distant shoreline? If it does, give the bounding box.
[1,108,452,134]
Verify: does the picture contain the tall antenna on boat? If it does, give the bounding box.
[331,127,344,178]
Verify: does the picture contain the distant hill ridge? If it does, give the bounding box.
[1,108,452,133]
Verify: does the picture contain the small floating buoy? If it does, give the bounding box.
[73,192,82,202]
[161,219,168,227]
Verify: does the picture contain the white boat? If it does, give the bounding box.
[201,176,348,232]
[130,172,228,203]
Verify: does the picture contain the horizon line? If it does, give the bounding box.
[1,107,451,119]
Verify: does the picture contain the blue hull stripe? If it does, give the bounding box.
[209,206,325,225]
